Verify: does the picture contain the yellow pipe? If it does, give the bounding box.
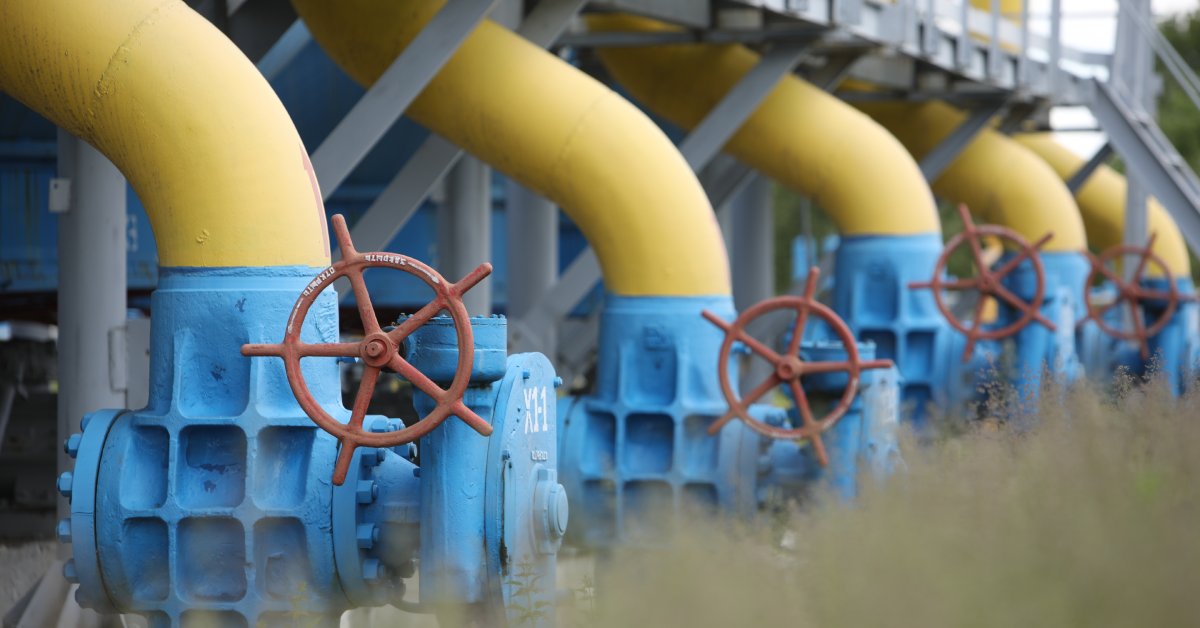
[0,0,328,268]
[290,0,729,297]
[1016,134,1190,277]
[586,14,941,237]
[855,100,1088,252]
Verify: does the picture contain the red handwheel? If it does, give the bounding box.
[701,267,893,467]
[243,214,493,485]
[1078,234,1181,360]
[910,204,1057,362]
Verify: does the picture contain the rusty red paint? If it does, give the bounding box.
[242,214,493,485]
[1077,234,1188,361]
[701,267,893,467]
[910,204,1057,363]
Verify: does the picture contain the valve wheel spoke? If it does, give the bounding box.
[991,283,1056,331]
[1081,236,1179,356]
[296,342,362,358]
[388,353,448,400]
[789,379,828,467]
[734,327,784,365]
[347,268,383,335]
[701,268,893,468]
[387,297,448,344]
[912,204,1054,361]
[240,213,493,486]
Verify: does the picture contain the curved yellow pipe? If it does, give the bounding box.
[291,0,728,297]
[856,100,1088,252]
[586,14,941,237]
[1016,134,1189,277]
[0,0,329,268]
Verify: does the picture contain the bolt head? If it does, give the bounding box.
[359,449,379,467]
[56,519,72,544]
[63,559,78,583]
[80,413,93,432]
[64,434,82,458]
[356,480,378,504]
[362,558,389,581]
[356,523,377,549]
[552,376,564,389]
[57,472,73,499]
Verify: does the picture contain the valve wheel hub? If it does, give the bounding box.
[242,214,493,485]
[702,267,893,467]
[1078,234,1186,360]
[910,203,1057,363]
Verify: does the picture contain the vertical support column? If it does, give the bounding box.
[731,175,773,312]
[506,180,559,354]
[1114,0,1153,260]
[55,132,127,520]
[1048,0,1063,94]
[729,175,775,393]
[1018,0,1030,87]
[439,156,493,315]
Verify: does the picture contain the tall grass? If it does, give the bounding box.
[572,375,1200,628]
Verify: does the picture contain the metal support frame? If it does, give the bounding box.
[678,41,811,170]
[1089,78,1200,257]
[1065,143,1114,194]
[806,50,865,91]
[918,97,1009,181]
[310,0,502,199]
[256,20,311,81]
[330,0,587,301]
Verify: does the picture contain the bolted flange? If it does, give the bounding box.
[56,519,72,544]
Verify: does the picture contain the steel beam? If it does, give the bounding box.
[678,41,811,170]
[1065,142,1113,194]
[310,0,501,199]
[918,98,1008,181]
[806,51,864,91]
[1089,78,1200,256]
[256,19,310,81]
[330,0,586,302]
[703,155,758,212]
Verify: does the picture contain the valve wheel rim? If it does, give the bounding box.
[702,267,893,467]
[1079,234,1179,361]
[909,204,1056,363]
[242,214,493,485]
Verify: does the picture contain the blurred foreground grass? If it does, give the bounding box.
[566,376,1200,628]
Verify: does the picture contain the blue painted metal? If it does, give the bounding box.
[767,342,901,502]
[558,295,902,547]
[1000,251,1088,401]
[62,266,351,626]
[832,233,946,426]
[59,268,563,626]
[1143,277,1199,395]
[408,315,564,625]
[558,295,763,548]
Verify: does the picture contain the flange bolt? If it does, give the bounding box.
[356,480,378,504]
[57,472,73,499]
[64,434,82,458]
